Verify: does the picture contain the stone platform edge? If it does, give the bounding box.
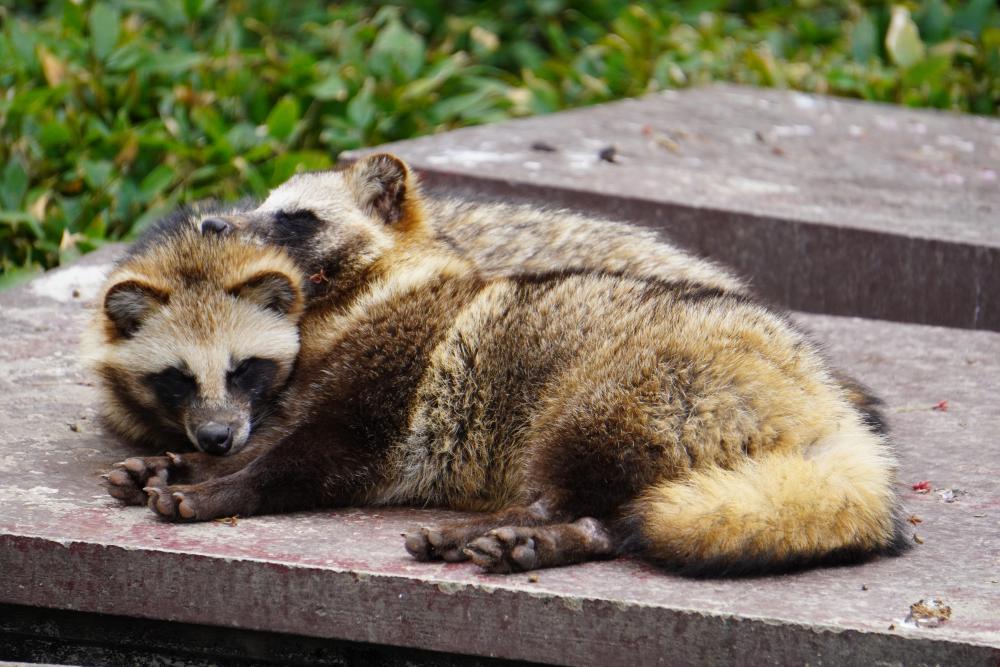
[4,532,997,667]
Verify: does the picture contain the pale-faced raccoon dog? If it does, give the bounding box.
[97,153,908,576]
[81,209,305,458]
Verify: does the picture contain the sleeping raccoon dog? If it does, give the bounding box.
[89,154,908,576]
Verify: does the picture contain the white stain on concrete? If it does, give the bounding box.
[726,177,797,195]
[565,151,602,171]
[0,483,106,515]
[425,149,520,168]
[792,93,819,110]
[28,263,109,303]
[875,116,900,131]
[772,124,815,138]
[937,134,975,153]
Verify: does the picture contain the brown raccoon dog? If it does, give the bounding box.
[84,166,757,457]
[95,154,908,576]
[195,165,884,436]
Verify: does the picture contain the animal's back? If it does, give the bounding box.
[426,198,747,293]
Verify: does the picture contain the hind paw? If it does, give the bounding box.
[403,526,470,562]
[464,527,539,573]
[103,454,185,505]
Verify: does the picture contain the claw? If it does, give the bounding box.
[173,492,196,520]
[100,473,111,480]
[166,451,182,465]
[404,532,430,560]
[424,528,444,549]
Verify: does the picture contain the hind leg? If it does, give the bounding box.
[464,518,617,573]
[404,498,564,562]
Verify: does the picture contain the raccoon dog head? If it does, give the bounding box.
[83,227,305,455]
[234,153,429,301]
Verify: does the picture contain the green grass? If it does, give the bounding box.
[1,0,998,285]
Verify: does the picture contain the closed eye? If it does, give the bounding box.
[228,357,278,400]
[145,366,198,412]
[271,209,321,245]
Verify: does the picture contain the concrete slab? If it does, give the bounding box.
[1,247,998,666]
[344,84,1000,331]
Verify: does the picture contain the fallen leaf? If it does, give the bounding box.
[908,515,922,525]
[906,598,951,627]
[932,400,948,411]
[912,480,932,493]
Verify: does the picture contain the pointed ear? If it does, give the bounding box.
[104,280,170,338]
[347,153,415,225]
[227,271,301,316]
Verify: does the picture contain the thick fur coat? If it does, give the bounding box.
[94,155,908,575]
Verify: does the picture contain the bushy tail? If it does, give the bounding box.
[629,422,909,576]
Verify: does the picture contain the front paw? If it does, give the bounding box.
[103,453,184,505]
[145,484,207,521]
[144,479,246,522]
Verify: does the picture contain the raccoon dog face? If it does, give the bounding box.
[84,228,306,455]
[197,154,429,302]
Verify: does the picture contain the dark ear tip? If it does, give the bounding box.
[366,153,408,176]
[200,217,231,236]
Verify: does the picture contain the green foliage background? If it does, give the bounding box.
[1,0,998,285]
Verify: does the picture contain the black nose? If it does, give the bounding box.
[200,217,231,236]
[196,422,233,455]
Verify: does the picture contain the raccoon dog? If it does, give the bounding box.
[94,154,907,575]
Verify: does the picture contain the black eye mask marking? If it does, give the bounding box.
[228,357,278,403]
[271,209,322,247]
[145,367,198,413]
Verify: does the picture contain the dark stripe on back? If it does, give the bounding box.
[510,268,750,305]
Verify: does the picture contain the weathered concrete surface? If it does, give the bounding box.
[345,84,1000,331]
[1,247,998,666]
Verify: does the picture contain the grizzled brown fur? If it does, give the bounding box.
[97,154,907,576]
